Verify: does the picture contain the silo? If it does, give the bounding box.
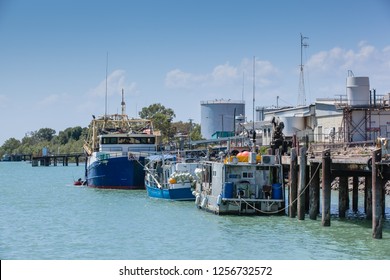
[201,99,245,139]
[346,76,370,107]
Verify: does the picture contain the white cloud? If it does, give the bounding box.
[306,42,385,75]
[89,69,139,97]
[37,93,71,106]
[165,60,279,90]
[164,69,206,89]
[296,41,390,100]
[211,63,238,85]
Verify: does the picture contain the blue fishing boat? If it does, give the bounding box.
[83,90,157,189]
[144,155,201,200]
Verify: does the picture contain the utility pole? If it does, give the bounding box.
[188,118,193,149]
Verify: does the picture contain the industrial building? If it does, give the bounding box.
[243,75,390,147]
[199,74,390,150]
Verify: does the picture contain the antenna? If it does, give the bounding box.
[298,33,309,106]
[242,71,245,101]
[252,56,256,151]
[105,52,109,117]
[253,56,255,126]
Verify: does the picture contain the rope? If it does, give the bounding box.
[135,152,323,215]
[288,161,322,208]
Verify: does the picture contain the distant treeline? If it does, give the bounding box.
[0,126,88,158]
[1,105,204,159]
[0,122,202,160]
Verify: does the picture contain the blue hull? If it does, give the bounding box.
[87,156,145,189]
[145,183,195,201]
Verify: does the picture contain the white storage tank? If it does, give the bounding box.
[201,99,245,139]
[279,116,305,137]
[346,76,370,107]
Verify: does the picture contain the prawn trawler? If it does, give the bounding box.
[83,90,157,189]
[193,153,285,215]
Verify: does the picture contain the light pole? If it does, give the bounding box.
[188,118,193,149]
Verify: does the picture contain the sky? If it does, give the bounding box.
[0,0,389,145]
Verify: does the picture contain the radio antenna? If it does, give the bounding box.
[105,52,108,117]
[298,33,309,106]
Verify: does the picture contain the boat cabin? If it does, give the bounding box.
[99,133,157,155]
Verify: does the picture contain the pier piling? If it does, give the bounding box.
[339,176,348,218]
[298,146,307,220]
[372,148,383,239]
[289,148,298,218]
[321,149,331,227]
[365,176,372,220]
[352,176,359,212]
[282,143,388,239]
[309,162,320,220]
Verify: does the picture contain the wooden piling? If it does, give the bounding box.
[289,148,298,218]
[372,148,383,239]
[309,162,320,220]
[321,149,331,227]
[365,175,372,220]
[352,176,359,212]
[305,163,310,213]
[298,146,307,220]
[339,176,348,218]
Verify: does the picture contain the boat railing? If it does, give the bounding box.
[144,166,163,188]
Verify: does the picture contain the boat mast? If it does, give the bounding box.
[105,52,108,118]
[252,56,256,152]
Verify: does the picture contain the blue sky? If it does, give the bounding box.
[0,0,389,145]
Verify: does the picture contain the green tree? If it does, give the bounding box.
[190,123,202,141]
[172,121,202,141]
[70,126,83,141]
[35,128,56,142]
[0,138,21,155]
[139,103,176,141]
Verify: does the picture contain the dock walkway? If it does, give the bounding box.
[32,153,85,166]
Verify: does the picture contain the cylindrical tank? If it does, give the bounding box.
[272,183,283,199]
[279,116,305,137]
[201,100,245,139]
[346,77,370,107]
[223,182,234,198]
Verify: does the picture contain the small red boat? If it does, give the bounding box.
[74,178,85,186]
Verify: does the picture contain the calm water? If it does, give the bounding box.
[1,162,389,260]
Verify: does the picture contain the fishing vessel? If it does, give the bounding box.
[83,89,157,189]
[193,152,285,215]
[144,155,201,200]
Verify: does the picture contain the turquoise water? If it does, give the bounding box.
[1,162,389,260]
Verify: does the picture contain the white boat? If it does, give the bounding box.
[193,152,285,215]
[144,155,202,201]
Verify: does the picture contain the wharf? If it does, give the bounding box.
[32,153,85,167]
[280,147,388,239]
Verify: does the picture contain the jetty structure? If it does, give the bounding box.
[275,73,389,239]
[193,72,389,239]
[31,152,85,167]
